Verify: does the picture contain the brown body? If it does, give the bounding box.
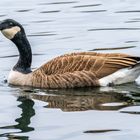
[21,52,139,89]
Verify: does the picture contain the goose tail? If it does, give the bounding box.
[99,61,140,86]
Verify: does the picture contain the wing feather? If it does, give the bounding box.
[39,52,139,75]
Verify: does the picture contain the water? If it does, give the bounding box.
[0,0,140,139]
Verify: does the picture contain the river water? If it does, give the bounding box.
[0,0,140,140]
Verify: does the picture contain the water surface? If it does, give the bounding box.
[0,0,140,140]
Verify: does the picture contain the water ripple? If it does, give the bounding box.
[57,36,74,40]
[125,41,139,43]
[28,31,57,37]
[31,20,54,23]
[73,4,102,8]
[88,27,140,31]
[0,53,44,58]
[131,18,140,20]
[116,10,140,13]
[125,21,140,23]
[38,1,77,5]
[84,129,120,133]
[120,111,140,115]
[0,14,6,17]
[40,10,60,13]
[16,9,33,12]
[80,10,106,13]
[89,46,136,51]
[28,33,57,37]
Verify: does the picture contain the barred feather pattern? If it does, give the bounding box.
[28,52,139,88]
[31,92,128,111]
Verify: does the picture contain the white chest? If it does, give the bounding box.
[8,70,31,86]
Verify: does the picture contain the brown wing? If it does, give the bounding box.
[38,52,138,77]
[31,52,139,88]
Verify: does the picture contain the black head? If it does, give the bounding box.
[0,19,25,40]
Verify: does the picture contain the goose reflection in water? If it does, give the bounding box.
[19,85,137,112]
[32,92,132,111]
[0,97,35,140]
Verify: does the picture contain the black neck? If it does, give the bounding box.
[11,32,32,74]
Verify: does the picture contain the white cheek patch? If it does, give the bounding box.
[1,26,21,39]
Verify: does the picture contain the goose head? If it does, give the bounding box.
[0,19,32,74]
[0,19,25,40]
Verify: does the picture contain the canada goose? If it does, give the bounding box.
[0,19,140,88]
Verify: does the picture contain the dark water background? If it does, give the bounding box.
[0,0,140,140]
